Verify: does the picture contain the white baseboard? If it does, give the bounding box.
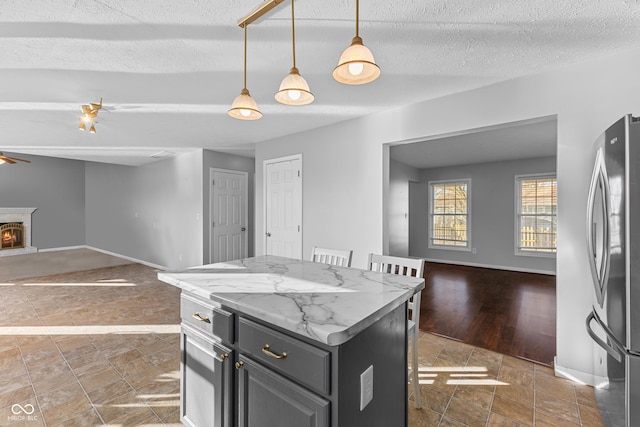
[424,258,556,276]
[554,357,597,386]
[39,245,85,252]
[40,245,168,270]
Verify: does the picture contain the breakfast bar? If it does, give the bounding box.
[158,255,425,427]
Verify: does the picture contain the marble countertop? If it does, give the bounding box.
[158,255,424,346]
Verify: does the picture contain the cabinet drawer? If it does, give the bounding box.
[181,293,234,344]
[238,317,330,395]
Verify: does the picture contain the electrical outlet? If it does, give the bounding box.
[360,365,374,410]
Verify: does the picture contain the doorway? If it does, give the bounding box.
[210,168,248,263]
[263,154,302,258]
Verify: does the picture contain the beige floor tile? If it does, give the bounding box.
[491,394,534,427]
[498,364,535,389]
[579,403,605,427]
[534,409,581,427]
[0,384,36,412]
[77,365,122,394]
[535,366,577,402]
[42,395,93,426]
[54,408,103,427]
[86,380,133,405]
[535,390,581,425]
[94,389,140,422]
[439,415,468,427]
[452,384,494,410]
[408,406,442,427]
[487,411,529,426]
[109,405,163,425]
[495,382,534,407]
[3,397,44,426]
[444,395,490,427]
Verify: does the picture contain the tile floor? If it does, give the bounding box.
[1,263,182,426]
[0,256,604,426]
[408,333,604,427]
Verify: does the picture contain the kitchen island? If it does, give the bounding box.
[158,255,424,427]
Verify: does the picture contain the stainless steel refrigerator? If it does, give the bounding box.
[585,114,640,427]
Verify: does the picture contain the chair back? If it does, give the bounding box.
[310,246,353,267]
[366,253,424,320]
[367,253,425,409]
[366,253,424,278]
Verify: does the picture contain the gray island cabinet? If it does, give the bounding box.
[158,255,424,427]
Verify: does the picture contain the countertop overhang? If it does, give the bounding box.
[158,255,425,346]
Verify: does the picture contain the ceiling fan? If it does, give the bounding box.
[79,98,103,133]
[0,152,31,165]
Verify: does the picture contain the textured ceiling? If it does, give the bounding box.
[1,0,639,166]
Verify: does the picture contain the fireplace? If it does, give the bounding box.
[0,208,38,256]
[1,223,24,250]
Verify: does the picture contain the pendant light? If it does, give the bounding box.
[275,0,314,105]
[228,24,262,120]
[332,0,380,85]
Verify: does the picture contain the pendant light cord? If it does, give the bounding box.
[291,0,296,69]
[243,24,248,89]
[355,0,359,38]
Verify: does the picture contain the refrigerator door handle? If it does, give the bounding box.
[586,310,625,363]
[585,148,611,308]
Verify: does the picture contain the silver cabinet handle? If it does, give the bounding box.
[586,311,624,363]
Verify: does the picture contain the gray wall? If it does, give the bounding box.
[85,150,204,269]
[388,159,420,257]
[255,126,387,269]
[0,152,85,249]
[407,156,556,274]
[202,149,255,263]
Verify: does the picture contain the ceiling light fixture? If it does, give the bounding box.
[228,24,262,120]
[238,0,285,27]
[333,0,380,85]
[275,0,314,105]
[78,98,102,133]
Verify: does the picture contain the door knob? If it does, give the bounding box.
[241,227,246,231]
[265,232,271,237]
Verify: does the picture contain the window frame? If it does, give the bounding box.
[514,173,557,258]
[428,178,472,252]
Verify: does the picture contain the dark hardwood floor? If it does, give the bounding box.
[418,262,556,366]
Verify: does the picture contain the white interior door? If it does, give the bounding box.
[211,169,248,263]
[264,155,302,258]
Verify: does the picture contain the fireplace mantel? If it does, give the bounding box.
[0,207,38,256]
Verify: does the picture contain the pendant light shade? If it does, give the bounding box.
[275,67,314,105]
[228,88,263,120]
[333,0,380,85]
[275,0,313,105]
[228,24,262,120]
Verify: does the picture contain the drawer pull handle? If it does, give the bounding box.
[262,344,287,360]
[235,361,244,369]
[192,312,210,323]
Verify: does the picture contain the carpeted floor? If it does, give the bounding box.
[0,248,133,282]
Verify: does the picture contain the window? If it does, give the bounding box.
[429,179,470,250]
[516,174,557,256]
